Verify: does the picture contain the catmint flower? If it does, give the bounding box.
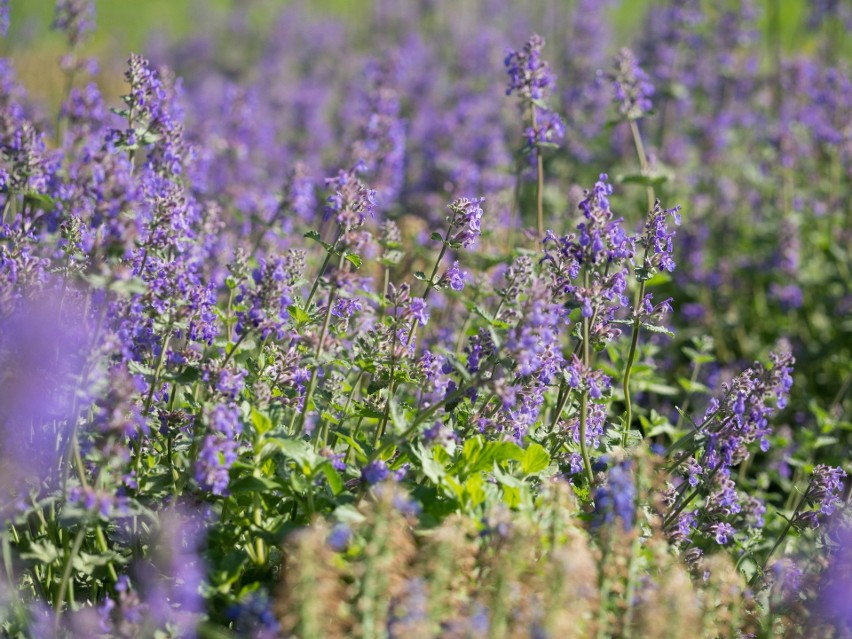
[235,256,293,340]
[793,465,847,528]
[409,297,429,326]
[0,0,9,37]
[505,33,554,100]
[611,47,654,120]
[196,436,238,496]
[442,260,466,291]
[447,197,485,248]
[361,459,390,485]
[52,0,96,48]
[711,522,735,545]
[505,33,564,152]
[324,168,376,228]
[593,460,636,530]
[640,201,681,272]
[327,524,352,551]
[331,297,363,318]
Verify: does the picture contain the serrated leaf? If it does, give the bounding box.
[127,360,155,377]
[641,322,675,337]
[288,304,311,325]
[304,230,332,250]
[344,253,362,268]
[634,266,654,282]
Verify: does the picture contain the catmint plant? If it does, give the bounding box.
[505,34,564,238]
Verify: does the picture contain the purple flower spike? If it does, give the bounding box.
[611,47,654,120]
[447,197,485,248]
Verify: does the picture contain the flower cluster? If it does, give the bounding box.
[505,33,564,150]
[610,47,655,120]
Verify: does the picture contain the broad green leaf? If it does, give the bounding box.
[521,443,550,475]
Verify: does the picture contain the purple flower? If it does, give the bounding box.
[327,524,352,551]
[331,297,363,318]
[505,33,554,101]
[794,465,848,527]
[447,197,485,248]
[443,260,466,291]
[505,33,564,152]
[712,522,735,545]
[0,0,9,37]
[610,47,654,120]
[593,460,636,530]
[52,0,96,48]
[361,460,390,485]
[409,297,429,326]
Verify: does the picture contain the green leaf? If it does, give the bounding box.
[413,444,446,485]
[320,463,344,495]
[265,437,317,471]
[127,360,155,377]
[251,408,273,435]
[430,232,444,242]
[641,322,675,337]
[521,443,550,475]
[288,304,312,325]
[344,253,362,269]
[23,193,57,210]
[634,266,654,282]
[227,475,282,495]
[304,230,332,250]
[20,541,60,565]
[413,271,427,281]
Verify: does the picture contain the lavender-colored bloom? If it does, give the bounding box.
[447,197,485,248]
[52,0,96,47]
[324,168,377,229]
[361,459,390,485]
[793,465,848,528]
[196,435,238,496]
[610,47,654,120]
[505,34,554,100]
[235,256,293,340]
[505,33,564,152]
[327,524,352,551]
[712,522,735,545]
[593,460,636,530]
[443,260,466,291]
[409,297,429,326]
[0,0,9,37]
[816,523,852,630]
[331,297,363,318]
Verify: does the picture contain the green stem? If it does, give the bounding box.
[579,308,594,486]
[143,331,173,417]
[220,331,248,370]
[536,148,545,238]
[296,253,346,437]
[628,119,655,213]
[621,279,646,447]
[54,525,86,624]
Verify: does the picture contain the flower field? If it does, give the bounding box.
[1,0,851,637]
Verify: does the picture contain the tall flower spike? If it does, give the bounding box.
[505,33,565,151]
[611,47,655,120]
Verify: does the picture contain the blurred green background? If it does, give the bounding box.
[1,0,841,109]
